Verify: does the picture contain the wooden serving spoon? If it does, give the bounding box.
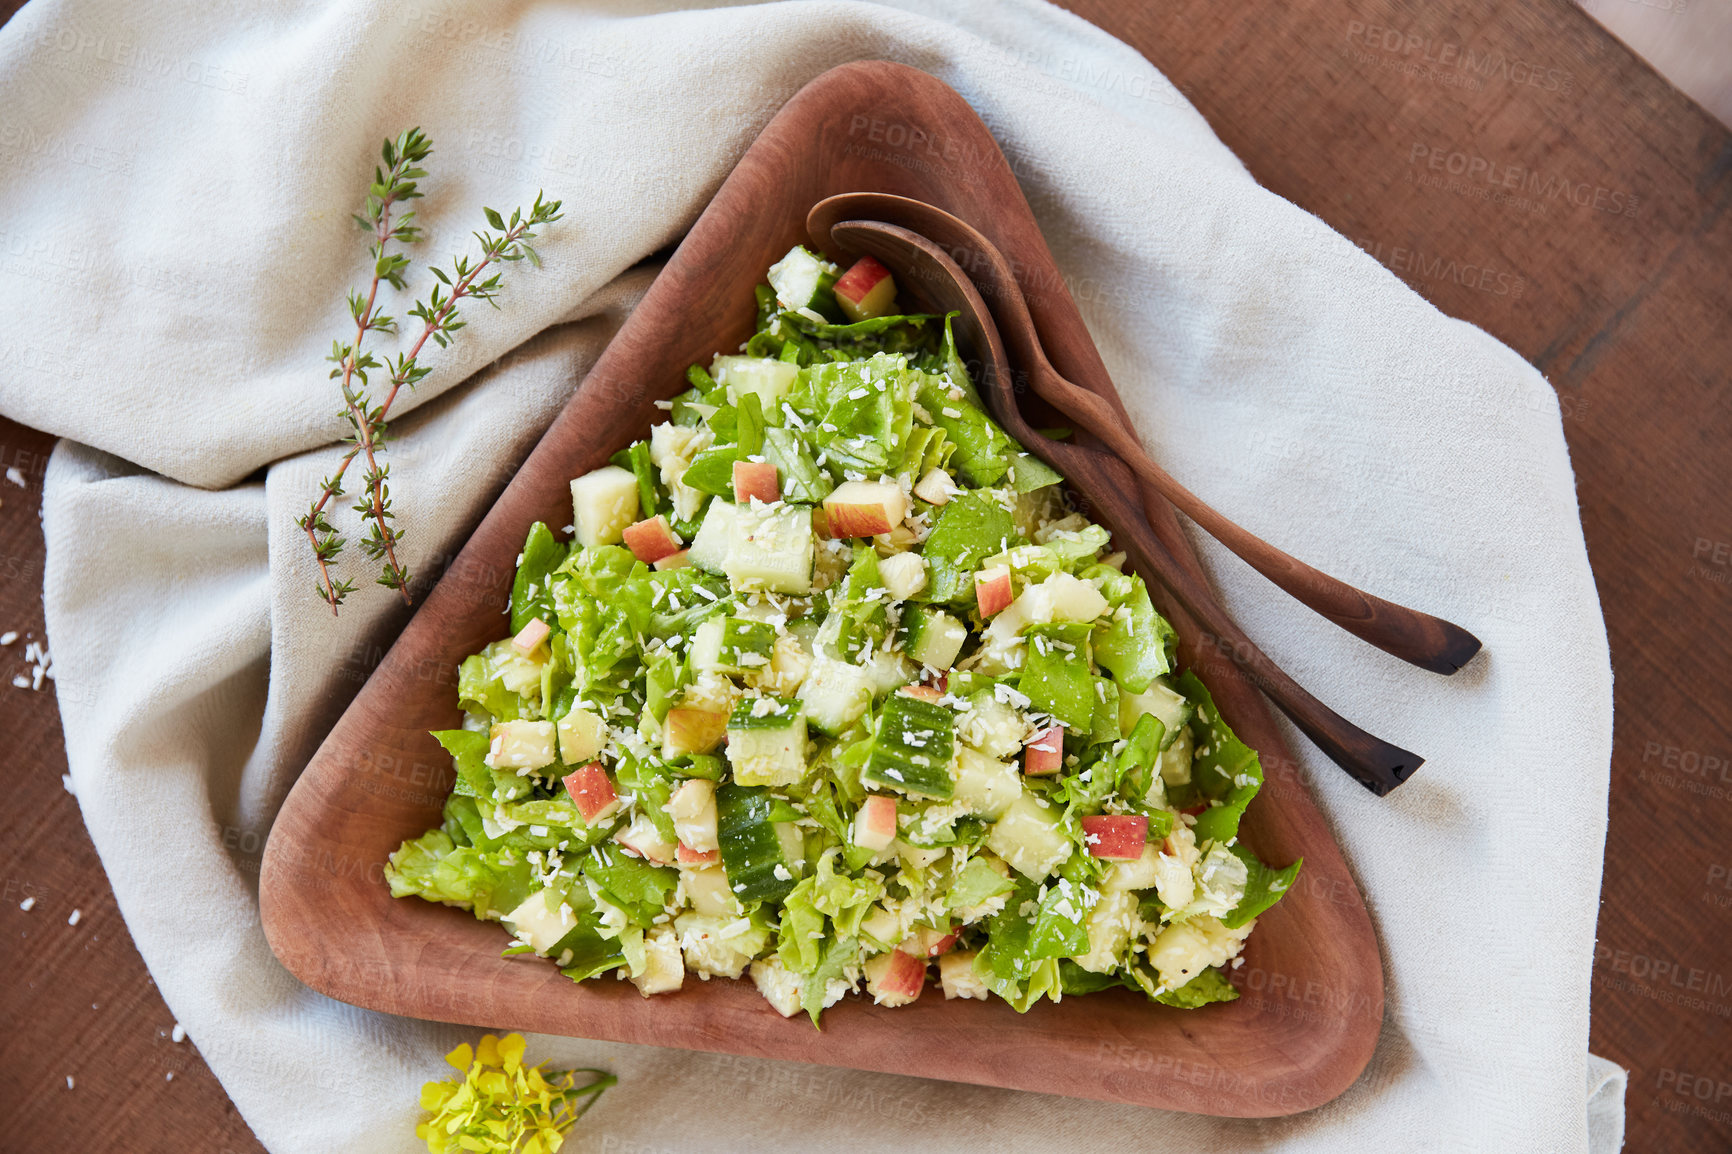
[809,193,1482,678]
[826,217,1421,795]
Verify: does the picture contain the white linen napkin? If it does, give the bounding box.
[2,0,1625,1149]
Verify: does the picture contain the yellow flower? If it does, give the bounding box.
[416,1033,615,1154]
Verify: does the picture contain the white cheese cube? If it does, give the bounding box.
[631,927,685,997]
[680,865,739,918]
[1071,889,1140,974]
[1147,915,1253,990]
[939,950,990,1000]
[877,551,928,601]
[674,912,761,979]
[503,889,572,956]
[750,956,805,1018]
[613,813,677,864]
[665,778,719,852]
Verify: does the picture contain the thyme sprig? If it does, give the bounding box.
[298,128,562,613]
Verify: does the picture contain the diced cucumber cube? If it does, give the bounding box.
[712,355,800,409]
[726,695,808,787]
[722,617,777,670]
[984,791,1072,881]
[767,245,841,316]
[688,499,736,575]
[901,605,967,670]
[951,746,1020,819]
[726,502,813,594]
[716,783,801,904]
[797,656,875,735]
[864,693,956,799]
[957,691,1025,760]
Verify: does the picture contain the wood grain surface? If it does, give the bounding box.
[1,0,1727,1149]
[259,59,1382,1119]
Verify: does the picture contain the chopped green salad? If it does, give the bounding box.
[386,246,1301,1024]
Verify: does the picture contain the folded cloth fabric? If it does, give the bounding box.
[3,0,1622,1149]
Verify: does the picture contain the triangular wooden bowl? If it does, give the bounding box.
[262,60,1382,1117]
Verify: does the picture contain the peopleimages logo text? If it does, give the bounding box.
[1345,21,1573,93]
[1408,144,1639,218]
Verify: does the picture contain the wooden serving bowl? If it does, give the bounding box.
[260,60,1382,1117]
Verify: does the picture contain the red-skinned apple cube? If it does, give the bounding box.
[865,947,926,1003]
[822,480,908,539]
[676,843,719,865]
[975,565,1014,617]
[1082,814,1149,860]
[622,515,682,564]
[732,460,780,505]
[563,763,620,824]
[833,255,898,323]
[1023,725,1064,775]
[510,617,551,656]
[652,549,691,572]
[854,795,898,852]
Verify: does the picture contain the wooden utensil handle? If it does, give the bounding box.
[1074,446,1423,796]
[1057,377,1482,676]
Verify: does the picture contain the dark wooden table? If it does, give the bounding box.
[2,0,1728,1149]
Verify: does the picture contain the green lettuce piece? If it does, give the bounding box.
[803,353,917,474]
[456,646,533,723]
[1154,965,1240,1008]
[609,440,660,518]
[1028,877,1094,960]
[551,547,646,690]
[807,848,882,938]
[496,796,581,829]
[1178,671,1263,843]
[384,828,457,899]
[981,543,1065,586]
[976,879,1071,1012]
[1222,844,1302,929]
[384,835,534,921]
[555,919,628,982]
[510,522,568,635]
[914,315,1020,487]
[762,427,832,504]
[582,843,679,925]
[945,857,1015,910]
[432,729,493,799]
[616,754,678,844]
[1021,622,1095,730]
[799,936,862,1026]
[921,489,1019,604]
[777,879,826,974]
[1058,959,1123,995]
[1089,567,1175,693]
[1088,675,1121,747]
[1042,523,1111,569]
[786,311,941,340]
[679,445,738,498]
[1006,452,1063,493]
[736,391,767,457]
